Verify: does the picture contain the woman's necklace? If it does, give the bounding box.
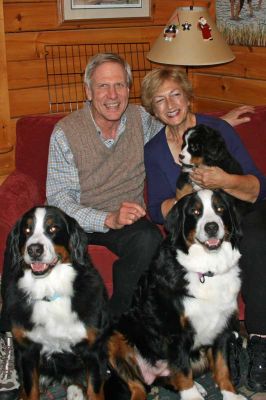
[165,126,183,164]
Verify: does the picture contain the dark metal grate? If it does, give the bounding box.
[44,42,151,113]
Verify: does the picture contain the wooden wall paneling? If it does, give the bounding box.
[9,86,50,116]
[7,59,47,89]
[192,73,266,106]
[192,98,244,113]
[3,0,176,32]
[3,0,214,33]
[5,27,162,61]
[192,46,266,80]
[0,0,14,176]
[4,1,58,32]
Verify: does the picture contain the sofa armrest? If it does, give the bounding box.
[0,171,42,273]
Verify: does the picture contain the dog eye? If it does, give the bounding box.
[193,209,201,216]
[49,226,58,234]
[190,144,199,152]
[24,227,32,236]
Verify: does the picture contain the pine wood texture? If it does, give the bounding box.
[1,0,266,179]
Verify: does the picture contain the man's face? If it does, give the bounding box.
[85,61,130,125]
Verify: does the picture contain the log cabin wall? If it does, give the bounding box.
[0,0,266,182]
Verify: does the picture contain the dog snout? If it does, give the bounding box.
[179,154,185,160]
[204,222,219,237]
[27,243,44,259]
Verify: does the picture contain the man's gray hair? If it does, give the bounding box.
[84,53,133,88]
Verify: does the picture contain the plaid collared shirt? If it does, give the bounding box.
[46,103,163,233]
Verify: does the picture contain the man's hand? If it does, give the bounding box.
[221,105,255,127]
[104,201,146,230]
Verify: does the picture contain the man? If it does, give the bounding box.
[46,53,163,317]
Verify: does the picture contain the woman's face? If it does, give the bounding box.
[152,79,190,127]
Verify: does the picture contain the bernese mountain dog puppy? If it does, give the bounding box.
[105,190,245,400]
[176,124,243,201]
[1,205,109,400]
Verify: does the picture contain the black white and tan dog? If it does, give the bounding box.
[1,205,109,400]
[176,124,243,200]
[106,189,245,400]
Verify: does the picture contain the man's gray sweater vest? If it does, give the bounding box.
[57,104,145,212]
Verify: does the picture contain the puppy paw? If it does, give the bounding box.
[221,390,247,400]
[195,381,207,397]
[67,385,85,400]
[180,384,205,400]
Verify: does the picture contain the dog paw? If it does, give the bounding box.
[67,385,85,400]
[180,385,205,400]
[221,390,247,400]
[195,381,207,397]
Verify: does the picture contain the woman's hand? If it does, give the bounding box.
[190,165,259,202]
[221,105,255,127]
[190,165,227,189]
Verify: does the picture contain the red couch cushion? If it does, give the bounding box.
[0,171,42,272]
[233,106,266,175]
[15,114,64,202]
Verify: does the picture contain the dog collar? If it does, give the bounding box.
[197,271,214,283]
[42,294,61,302]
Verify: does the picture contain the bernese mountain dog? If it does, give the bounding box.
[105,189,245,400]
[176,124,243,201]
[1,205,109,400]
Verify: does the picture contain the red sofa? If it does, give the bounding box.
[0,106,266,315]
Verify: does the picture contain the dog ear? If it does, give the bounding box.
[1,215,26,304]
[204,134,226,165]
[219,191,243,248]
[164,197,187,249]
[66,216,89,266]
[6,217,24,271]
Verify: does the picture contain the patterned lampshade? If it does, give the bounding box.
[147,6,235,66]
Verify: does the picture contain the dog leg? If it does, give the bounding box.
[169,372,204,400]
[221,391,247,400]
[194,381,207,397]
[67,385,85,400]
[180,385,205,400]
[210,351,247,400]
[128,380,147,400]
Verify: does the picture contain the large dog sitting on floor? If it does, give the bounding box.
[176,124,243,201]
[106,190,246,400]
[1,205,109,400]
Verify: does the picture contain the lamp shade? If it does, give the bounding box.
[147,6,235,66]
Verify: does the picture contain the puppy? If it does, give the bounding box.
[106,190,245,400]
[1,206,109,400]
[176,124,243,200]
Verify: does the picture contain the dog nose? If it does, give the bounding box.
[204,222,219,236]
[179,154,184,160]
[27,243,44,259]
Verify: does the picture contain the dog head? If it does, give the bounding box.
[7,206,88,277]
[165,189,242,254]
[179,124,231,169]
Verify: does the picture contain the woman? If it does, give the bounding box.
[142,68,266,224]
[142,67,266,392]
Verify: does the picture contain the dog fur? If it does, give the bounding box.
[1,205,109,400]
[176,124,243,201]
[106,190,246,400]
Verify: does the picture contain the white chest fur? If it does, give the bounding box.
[177,243,241,348]
[18,264,87,355]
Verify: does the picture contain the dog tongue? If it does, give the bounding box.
[31,263,49,272]
[206,238,220,248]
